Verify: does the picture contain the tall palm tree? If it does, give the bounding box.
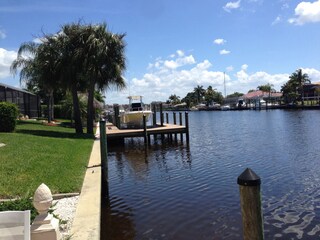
[11,40,59,123]
[281,69,310,104]
[56,23,89,134]
[194,85,205,104]
[82,23,126,134]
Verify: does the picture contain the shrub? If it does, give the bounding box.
[0,197,37,221]
[0,102,19,132]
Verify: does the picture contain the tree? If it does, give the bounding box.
[193,85,205,104]
[257,83,274,93]
[11,39,60,123]
[168,94,181,105]
[281,69,310,104]
[226,92,244,98]
[82,24,126,134]
[204,86,215,106]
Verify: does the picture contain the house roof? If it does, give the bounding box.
[0,83,36,96]
[243,90,282,99]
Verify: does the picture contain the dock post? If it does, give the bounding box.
[114,104,120,128]
[160,103,164,126]
[179,112,183,142]
[173,112,177,141]
[99,120,108,181]
[166,112,169,124]
[185,112,189,143]
[143,115,148,145]
[152,104,157,127]
[237,168,264,240]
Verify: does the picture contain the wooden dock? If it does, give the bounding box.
[106,123,186,139]
[105,106,190,145]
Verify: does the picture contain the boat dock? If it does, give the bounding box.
[105,111,190,145]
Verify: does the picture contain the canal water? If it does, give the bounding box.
[102,109,320,240]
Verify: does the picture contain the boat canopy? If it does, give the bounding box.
[128,96,142,101]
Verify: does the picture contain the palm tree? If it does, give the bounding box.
[55,23,90,134]
[80,23,126,134]
[11,40,59,123]
[194,85,205,104]
[281,69,310,104]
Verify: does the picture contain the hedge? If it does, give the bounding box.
[0,102,19,132]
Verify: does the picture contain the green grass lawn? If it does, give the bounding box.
[0,120,94,199]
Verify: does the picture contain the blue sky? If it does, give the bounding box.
[1,0,320,104]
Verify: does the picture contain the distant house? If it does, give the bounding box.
[243,90,282,102]
[0,83,40,118]
[302,82,320,100]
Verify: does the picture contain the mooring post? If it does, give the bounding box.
[99,120,108,182]
[114,104,120,128]
[152,104,157,126]
[166,112,169,124]
[160,103,164,126]
[185,112,189,143]
[237,168,264,240]
[143,114,148,145]
[179,112,183,141]
[173,112,177,140]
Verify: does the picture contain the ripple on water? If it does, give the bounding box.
[104,110,320,240]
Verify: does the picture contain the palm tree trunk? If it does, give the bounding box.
[86,80,95,134]
[47,94,51,123]
[50,90,54,120]
[71,84,83,134]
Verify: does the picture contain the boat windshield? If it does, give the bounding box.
[131,103,142,111]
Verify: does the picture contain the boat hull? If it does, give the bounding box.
[120,111,152,127]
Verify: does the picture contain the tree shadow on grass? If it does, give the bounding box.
[15,129,94,139]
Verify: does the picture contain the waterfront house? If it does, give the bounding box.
[0,83,40,118]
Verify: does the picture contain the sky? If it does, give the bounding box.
[1,0,320,104]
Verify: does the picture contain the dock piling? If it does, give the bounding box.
[237,168,264,240]
[185,112,189,143]
[99,120,107,181]
[173,112,177,140]
[143,115,148,145]
[179,112,183,142]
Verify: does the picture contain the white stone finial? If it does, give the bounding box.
[31,183,60,240]
[33,183,53,215]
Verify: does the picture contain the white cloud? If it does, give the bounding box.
[223,0,241,12]
[226,66,234,72]
[272,16,281,25]
[163,55,195,69]
[214,38,226,45]
[0,29,6,39]
[220,49,231,55]
[176,50,184,57]
[241,64,248,70]
[288,0,320,25]
[0,48,17,79]
[105,51,320,104]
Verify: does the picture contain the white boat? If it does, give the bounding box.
[220,105,231,111]
[120,96,152,128]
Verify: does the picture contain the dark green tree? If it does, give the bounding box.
[168,94,181,105]
[281,69,310,104]
[193,85,205,104]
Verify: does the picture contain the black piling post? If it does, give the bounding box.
[179,112,183,142]
[185,112,189,143]
[152,104,157,126]
[143,114,148,145]
[114,104,120,128]
[173,112,177,140]
[166,112,169,124]
[237,168,264,240]
[160,103,164,126]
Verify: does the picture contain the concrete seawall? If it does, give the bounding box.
[71,133,101,239]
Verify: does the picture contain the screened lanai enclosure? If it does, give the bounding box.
[0,83,40,118]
